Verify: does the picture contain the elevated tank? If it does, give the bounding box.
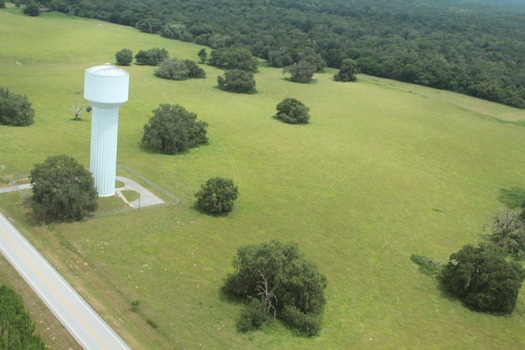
[84,64,130,197]
[84,64,129,106]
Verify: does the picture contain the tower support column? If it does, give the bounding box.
[89,106,119,197]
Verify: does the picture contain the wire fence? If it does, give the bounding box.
[87,164,180,219]
[117,164,180,205]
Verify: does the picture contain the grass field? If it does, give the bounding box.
[1,9,525,349]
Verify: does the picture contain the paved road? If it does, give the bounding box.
[0,183,31,193]
[0,212,130,350]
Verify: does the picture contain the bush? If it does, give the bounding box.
[141,104,208,154]
[30,155,98,222]
[135,48,169,66]
[154,58,205,80]
[274,98,310,124]
[154,58,189,80]
[184,60,205,78]
[217,69,256,94]
[115,48,133,66]
[0,87,34,126]
[441,244,525,314]
[224,241,327,335]
[281,305,321,336]
[410,254,443,276]
[236,299,270,332]
[130,299,141,312]
[195,177,238,215]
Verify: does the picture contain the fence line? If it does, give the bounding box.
[117,164,180,205]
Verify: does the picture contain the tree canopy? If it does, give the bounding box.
[195,177,238,215]
[274,98,310,124]
[334,58,358,82]
[486,210,525,258]
[0,87,34,126]
[441,244,525,314]
[30,155,98,222]
[217,69,256,94]
[50,0,525,108]
[115,48,133,66]
[23,2,40,16]
[135,48,169,66]
[283,61,316,84]
[224,240,327,336]
[141,104,208,154]
[154,58,205,80]
[208,47,258,72]
[0,285,46,349]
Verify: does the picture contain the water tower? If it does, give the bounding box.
[84,64,129,197]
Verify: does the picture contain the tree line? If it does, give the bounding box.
[20,0,525,108]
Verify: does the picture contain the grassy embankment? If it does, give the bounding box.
[1,9,525,349]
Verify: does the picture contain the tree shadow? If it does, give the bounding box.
[190,202,232,217]
[497,187,525,209]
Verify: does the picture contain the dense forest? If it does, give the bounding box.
[31,0,525,108]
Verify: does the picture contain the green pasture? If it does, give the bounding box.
[1,10,525,349]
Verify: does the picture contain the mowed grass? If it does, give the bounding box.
[1,10,525,349]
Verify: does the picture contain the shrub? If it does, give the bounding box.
[195,177,238,215]
[115,48,133,66]
[236,299,270,332]
[217,69,256,93]
[441,244,525,314]
[184,60,205,78]
[154,58,205,80]
[274,98,310,124]
[154,58,189,80]
[142,104,208,154]
[135,48,169,66]
[130,299,140,312]
[410,254,443,276]
[30,155,98,222]
[0,87,35,126]
[281,305,321,336]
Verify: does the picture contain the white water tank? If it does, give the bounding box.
[84,64,130,196]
